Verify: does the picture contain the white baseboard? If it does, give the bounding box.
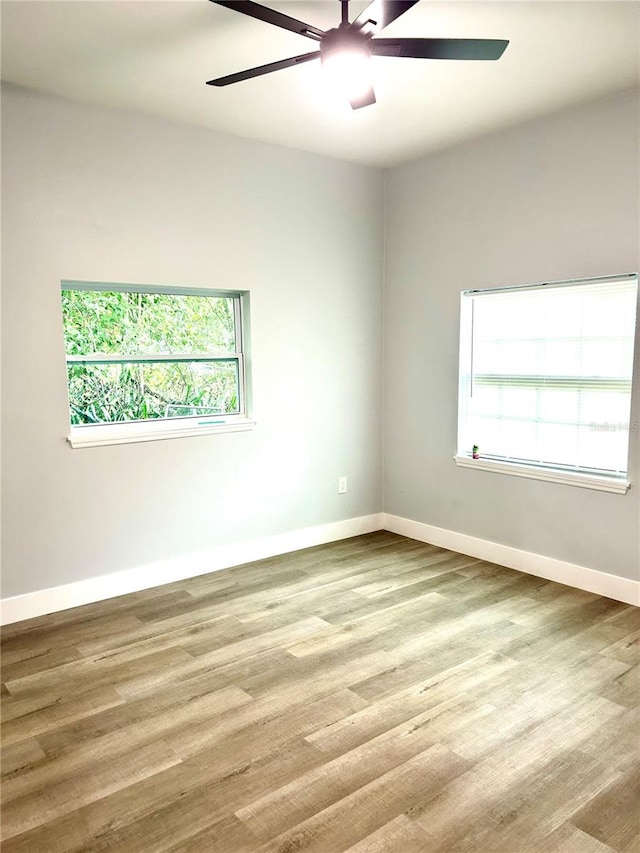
[3,511,637,625]
[382,513,640,607]
[0,514,383,626]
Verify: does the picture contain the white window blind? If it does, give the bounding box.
[457,274,638,481]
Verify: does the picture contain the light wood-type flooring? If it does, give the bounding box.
[1,531,639,852]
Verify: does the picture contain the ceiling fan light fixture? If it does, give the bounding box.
[322,45,371,101]
[321,31,372,102]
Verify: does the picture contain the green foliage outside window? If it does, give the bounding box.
[62,289,241,425]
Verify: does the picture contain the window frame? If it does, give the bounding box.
[62,281,254,448]
[454,273,638,494]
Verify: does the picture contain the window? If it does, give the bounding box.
[62,282,253,447]
[456,274,638,493]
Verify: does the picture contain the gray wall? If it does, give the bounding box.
[383,90,640,580]
[1,85,384,598]
[3,84,638,601]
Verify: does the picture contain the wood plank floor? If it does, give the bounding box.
[1,531,638,852]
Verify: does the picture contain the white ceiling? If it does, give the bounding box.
[1,0,638,166]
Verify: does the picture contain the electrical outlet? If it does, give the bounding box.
[338,476,347,494]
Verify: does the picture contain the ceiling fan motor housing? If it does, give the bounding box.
[320,27,373,65]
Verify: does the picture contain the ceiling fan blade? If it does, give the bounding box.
[371,37,509,60]
[351,1,419,35]
[350,86,377,110]
[211,1,324,40]
[207,51,320,86]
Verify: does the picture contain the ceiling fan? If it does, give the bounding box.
[207,0,509,109]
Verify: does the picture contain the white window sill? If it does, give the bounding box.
[454,455,630,494]
[67,417,256,448]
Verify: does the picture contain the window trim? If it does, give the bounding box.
[456,272,638,492]
[62,280,254,448]
[453,454,630,494]
[67,415,256,448]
